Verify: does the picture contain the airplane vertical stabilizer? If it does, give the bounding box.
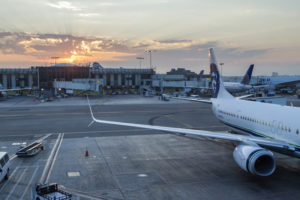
[241,64,254,85]
[209,48,234,99]
[199,70,204,76]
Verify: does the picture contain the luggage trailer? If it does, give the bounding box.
[16,142,44,157]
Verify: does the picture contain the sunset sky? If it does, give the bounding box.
[0,0,300,75]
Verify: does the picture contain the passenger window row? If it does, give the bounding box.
[219,109,299,135]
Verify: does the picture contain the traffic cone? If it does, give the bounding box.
[85,148,89,157]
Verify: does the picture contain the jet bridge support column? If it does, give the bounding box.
[135,74,141,86]
[2,74,7,89]
[103,73,107,86]
[11,74,16,89]
[110,74,114,87]
[28,73,33,88]
[20,74,25,88]
[118,74,121,87]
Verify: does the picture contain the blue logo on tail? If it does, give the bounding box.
[210,63,220,98]
[241,64,254,85]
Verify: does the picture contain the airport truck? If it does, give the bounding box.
[0,152,10,182]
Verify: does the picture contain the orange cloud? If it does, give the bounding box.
[0,32,138,65]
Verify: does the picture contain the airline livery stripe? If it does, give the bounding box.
[221,121,300,150]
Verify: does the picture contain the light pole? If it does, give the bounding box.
[51,57,60,66]
[219,63,224,76]
[145,50,156,69]
[136,57,144,70]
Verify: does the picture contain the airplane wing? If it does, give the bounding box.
[235,94,254,99]
[276,80,300,88]
[185,86,213,90]
[87,97,296,152]
[0,88,32,92]
[171,96,212,104]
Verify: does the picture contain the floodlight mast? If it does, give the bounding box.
[145,50,156,69]
[51,57,60,65]
[136,57,144,69]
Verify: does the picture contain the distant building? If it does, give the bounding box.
[167,68,198,80]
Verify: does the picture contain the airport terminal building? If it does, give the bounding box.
[0,63,208,96]
[0,62,154,95]
[1,62,298,97]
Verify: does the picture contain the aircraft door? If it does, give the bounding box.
[271,120,277,136]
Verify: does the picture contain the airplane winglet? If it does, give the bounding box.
[86,95,96,122]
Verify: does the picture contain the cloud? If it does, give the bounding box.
[97,2,118,7]
[134,39,195,50]
[78,13,100,17]
[2,31,294,75]
[0,32,135,63]
[47,1,81,11]
[0,32,12,38]
[156,39,192,44]
[0,31,267,64]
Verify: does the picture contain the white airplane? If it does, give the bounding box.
[223,64,254,92]
[88,48,300,176]
[188,64,255,93]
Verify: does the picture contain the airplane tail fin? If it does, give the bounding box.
[241,64,254,85]
[209,48,233,99]
[199,70,204,76]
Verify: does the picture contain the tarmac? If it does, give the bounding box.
[0,95,299,200]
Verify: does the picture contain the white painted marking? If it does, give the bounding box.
[67,172,80,177]
[0,166,20,193]
[19,166,39,200]
[137,173,148,177]
[1,146,7,149]
[37,133,52,142]
[9,154,17,161]
[61,186,111,200]
[0,129,149,138]
[12,142,26,146]
[46,133,63,182]
[40,133,64,183]
[5,167,27,200]
[0,109,201,118]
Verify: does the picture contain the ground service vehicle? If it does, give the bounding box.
[16,142,44,157]
[33,183,72,200]
[0,152,10,182]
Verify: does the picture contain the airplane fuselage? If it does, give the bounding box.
[212,98,300,153]
[223,82,252,92]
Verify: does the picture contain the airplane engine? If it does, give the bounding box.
[233,144,276,176]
